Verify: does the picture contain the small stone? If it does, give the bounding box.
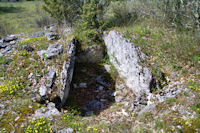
[177,125,182,129]
[39,86,47,97]
[111,92,116,97]
[30,32,44,38]
[1,45,13,55]
[15,116,20,122]
[34,102,60,119]
[50,26,56,32]
[45,32,58,41]
[79,83,87,88]
[3,35,17,42]
[98,86,104,91]
[46,69,56,88]
[8,41,16,46]
[100,99,106,102]
[122,109,128,116]
[31,94,41,102]
[58,127,73,133]
[73,84,78,88]
[37,44,63,59]
[104,64,111,72]
[0,43,7,49]
[116,84,125,90]
[156,87,181,103]
[115,96,124,103]
[28,73,33,79]
[138,104,156,115]
[141,36,147,40]
[0,103,5,109]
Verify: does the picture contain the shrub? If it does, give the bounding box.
[0,20,15,37]
[34,16,54,28]
[104,0,200,31]
[74,1,103,46]
[104,1,139,27]
[43,0,82,25]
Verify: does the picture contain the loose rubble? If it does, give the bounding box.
[34,102,60,119]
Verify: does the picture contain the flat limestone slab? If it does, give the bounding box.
[103,31,152,96]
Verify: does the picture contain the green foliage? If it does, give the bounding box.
[19,37,47,45]
[104,0,200,31]
[116,21,200,76]
[166,98,176,104]
[0,20,15,37]
[104,1,139,27]
[155,120,163,129]
[0,1,50,35]
[188,80,200,91]
[0,56,12,65]
[43,0,82,25]
[42,53,48,60]
[74,1,103,46]
[62,111,82,132]
[160,0,200,30]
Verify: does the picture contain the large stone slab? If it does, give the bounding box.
[3,35,17,42]
[103,31,152,96]
[60,42,76,106]
[37,44,63,60]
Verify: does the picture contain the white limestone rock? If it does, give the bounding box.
[103,30,152,96]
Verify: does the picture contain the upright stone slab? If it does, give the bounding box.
[103,31,152,96]
[60,42,76,106]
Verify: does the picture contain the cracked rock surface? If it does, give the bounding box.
[104,30,152,96]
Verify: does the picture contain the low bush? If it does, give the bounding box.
[74,1,103,47]
[0,20,15,37]
[34,16,54,28]
[104,0,200,31]
[104,1,142,27]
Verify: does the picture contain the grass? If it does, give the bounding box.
[114,19,200,79]
[0,1,200,132]
[0,1,51,36]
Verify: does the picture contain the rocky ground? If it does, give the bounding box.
[0,25,199,133]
